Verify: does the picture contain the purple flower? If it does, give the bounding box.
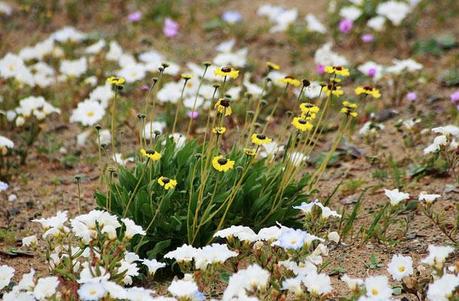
[339,19,353,34]
[140,84,150,91]
[187,111,199,119]
[361,33,374,43]
[316,64,325,75]
[222,10,242,24]
[163,18,179,38]
[450,90,459,104]
[367,67,377,78]
[128,11,142,22]
[406,92,417,102]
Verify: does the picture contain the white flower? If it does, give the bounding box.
[281,277,303,295]
[418,192,441,204]
[293,200,318,214]
[387,254,413,281]
[0,1,13,15]
[0,265,15,290]
[359,121,385,136]
[51,26,86,42]
[377,1,411,26]
[214,225,257,241]
[305,14,326,33]
[126,287,155,301]
[60,57,87,78]
[257,226,282,241]
[0,135,14,150]
[260,141,284,158]
[357,61,384,81]
[364,275,392,300]
[0,180,8,191]
[327,231,340,243]
[223,264,270,301]
[142,121,167,140]
[427,273,459,301]
[106,41,124,61]
[157,81,183,104]
[384,188,409,206]
[78,281,106,300]
[88,84,114,109]
[423,135,448,154]
[386,58,422,74]
[22,235,38,247]
[194,244,238,270]
[118,64,146,83]
[303,271,332,296]
[0,53,35,86]
[339,6,362,21]
[164,244,198,262]
[367,16,386,31]
[15,96,60,120]
[85,40,106,54]
[303,81,324,98]
[16,268,35,291]
[213,48,247,68]
[275,228,307,250]
[314,42,348,67]
[70,100,105,126]
[33,211,69,238]
[432,125,459,137]
[168,279,199,299]
[142,259,165,275]
[33,276,59,300]
[422,245,455,269]
[341,274,363,291]
[121,218,146,239]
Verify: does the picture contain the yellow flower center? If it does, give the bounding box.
[371,288,379,296]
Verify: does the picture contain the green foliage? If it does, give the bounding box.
[97,137,310,258]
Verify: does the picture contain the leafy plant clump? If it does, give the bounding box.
[97,136,310,258]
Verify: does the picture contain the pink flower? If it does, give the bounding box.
[187,111,199,119]
[316,64,325,75]
[163,18,179,38]
[339,19,353,34]
[450,90,459,104]
[406,92,417,102]
[361,33,374,43]
[367,67,377,78]
[128,11,142,22]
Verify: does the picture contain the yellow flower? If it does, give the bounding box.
[181,73,192,80]
[244,148,257,156]
[300,103,320,114]
[355,86,381,99]
[292,117,313,132]
[251,133,272,145]
[279,76,301,87]
[340,101,358,118]
[140,148,161,161]
[106,76,126,88]
[214,98,232,116]
[212,155,235,172]
[323,84,344,96]
[212,127,227,135]
[324,66,350,77]
[157,176,177,190]
[266,61,280,70]
[214,66,239,79]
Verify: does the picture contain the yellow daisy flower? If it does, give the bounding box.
[251,134,272,145]
[324,66,350,77]
[279,76,301,87]
[340,101,358,118]
[323,84,344,96]
[214,98,232,116]
[157,176,177,190]
[212,155,235,172]
[244,148,257,156]
[140,148,161,161]
[214,66,239,79]
[292,117,313,132]
[212,127,227,135]
[266,61,280,70]
[300,103,320,114]
[106,76,126,88]
[354,86,381,99]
